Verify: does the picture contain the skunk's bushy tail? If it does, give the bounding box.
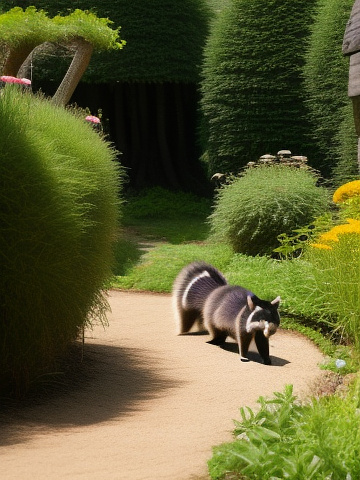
[172,262,227,334]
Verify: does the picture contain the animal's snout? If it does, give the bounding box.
[264,321,277,338]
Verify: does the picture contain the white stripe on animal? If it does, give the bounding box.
[181,271,210,308]
[246,306,262,333]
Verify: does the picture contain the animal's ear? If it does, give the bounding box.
[271,296,281,308]
[247,295,255,311]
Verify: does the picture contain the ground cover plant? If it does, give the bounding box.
[208,381,360,480]
[0,85,122,396]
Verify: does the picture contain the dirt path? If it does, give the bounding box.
[0,290,324,480]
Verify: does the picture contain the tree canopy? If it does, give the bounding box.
[12,0,212,84]
[0,6,125,104]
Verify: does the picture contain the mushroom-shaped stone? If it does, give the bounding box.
[291,155,308,163]
[259,154,276,164]
[247,161,256,167]
[277,149,292,158]
[211,173,227,187]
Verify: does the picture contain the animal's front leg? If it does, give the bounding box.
[255,330,271,365]
[239,333,252,362]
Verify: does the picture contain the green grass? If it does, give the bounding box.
[122,216,210,244]
[113,226,327,328]
[112,189,324,316]
[112,192,334,335]
[112,241,233,291]
[112,187,359,368]
[305,232,360,351]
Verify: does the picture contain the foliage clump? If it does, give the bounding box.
[0,86,122,396]
[209,165,330,256]
[208,382,360,479]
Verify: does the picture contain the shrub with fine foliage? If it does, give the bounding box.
[209,165,330,256]
[0,86,122,395]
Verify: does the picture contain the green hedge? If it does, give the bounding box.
[0,86,122,395]
[200,0,317,176]
[303,0,355,178]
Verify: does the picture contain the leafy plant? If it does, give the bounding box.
[209,165,330,256]
[208,382,360,479]
[273,214,333,259]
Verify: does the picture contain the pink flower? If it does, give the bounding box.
[0,75,31,85]
[85,115,101,124]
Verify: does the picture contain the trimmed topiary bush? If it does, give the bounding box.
[209,165,330,256]
[0,85,122,396]
[200,0,317,176]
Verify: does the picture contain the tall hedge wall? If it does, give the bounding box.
[303,0,356,180]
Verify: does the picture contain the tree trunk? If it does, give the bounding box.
[52,38,93,106]
[2,44,36,76]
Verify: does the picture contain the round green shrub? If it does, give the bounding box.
[0,86,122,396]
[209,165,330,256]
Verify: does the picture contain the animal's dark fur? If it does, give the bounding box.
[172,262,281,365]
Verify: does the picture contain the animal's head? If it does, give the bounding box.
[245,295,281,337]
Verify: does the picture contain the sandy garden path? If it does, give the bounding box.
[0,290,325,480]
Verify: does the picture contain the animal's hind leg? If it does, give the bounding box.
[255,331,271,365]
[207,328,227,345]
[177,309,199,334]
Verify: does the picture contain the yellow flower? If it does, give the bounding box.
[316,219,360,245]
[333,180,360,203]
[318,231,339,243]
[332,222,360,236]
[310,243,332,250]
[345,218,360,227]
